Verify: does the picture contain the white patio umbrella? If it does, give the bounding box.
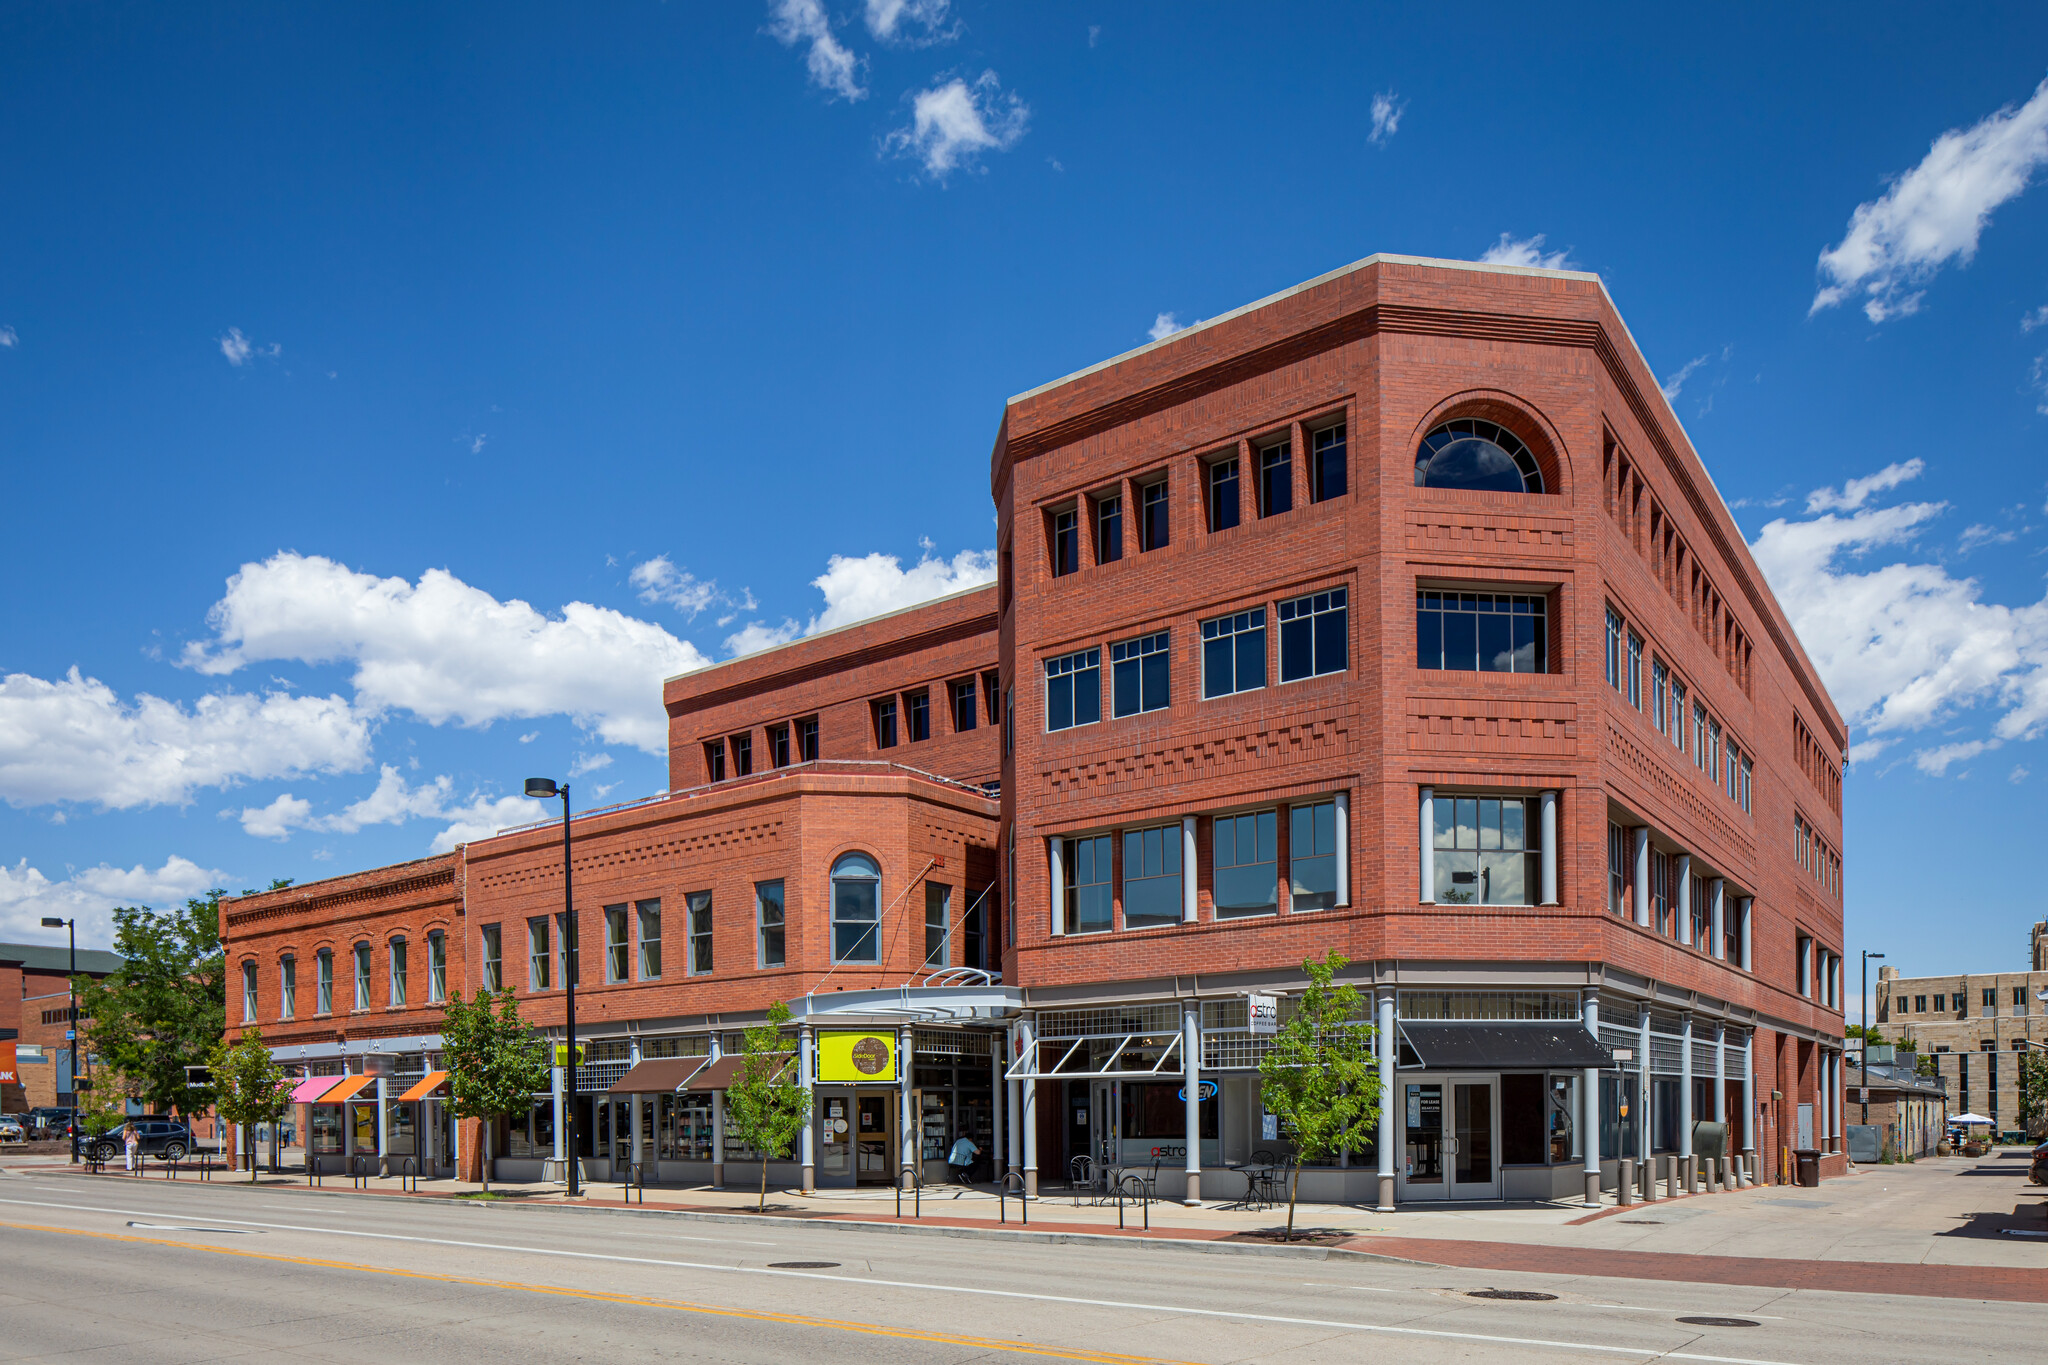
[1948,1113,1994,1125]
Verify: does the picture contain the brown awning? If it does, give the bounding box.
[603,1057,709,1095]
[319,1074,375,1103]
[397,1070,449,1102]
[685,1053,793,1091]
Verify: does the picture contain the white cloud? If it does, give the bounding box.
[0,667,370,810]
[884,71,1029,178]
[724,619,804,656]
[630,555,720,617]
[239,792,314,839]
[1812,77,2048,322]
[0,854,225,948]
[1957,523,2017,554]
[1749,475,2048,775]
[2032,351,2048,416]
[430,792,551,852]
[1660,354,1709,401]
[723,544,995,655]
[2023,304,2048,333]
[236,764,545,851]
[2011,764,2031,784]
[1478,233,1575,270]
[470,434,487,454]
[1804,458,1925,513]
[518,731,539,744]
[183,552,711,754]
[568,751,613,777]
[865,0,956,45]
[0,325,16,347]
[1148,312,1185,342]
[218,327,279,366]
[1368,91,1406,147]
[768,0,867,102]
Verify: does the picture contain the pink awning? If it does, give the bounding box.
[291,1075,344,1103]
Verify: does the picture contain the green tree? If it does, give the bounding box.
[207,1024,296,1182]
[440,988,549,1192]
[74,894,228,1121]
[74,1083,127,1156]
[724,1000,810,1210]
[1258,951,1380,1241]
[1846,1024,1886,1044]
[2019,1050,2048,1139]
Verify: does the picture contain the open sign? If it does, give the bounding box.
[1177,1080,1219,1102]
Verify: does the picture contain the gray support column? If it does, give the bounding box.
[1828,1051,1842,1155]
[1333,793,1351,908]
[1741,1034,1757,1177]
[1019,1015,1039,1197]
[990,1037,1004,1183]
[1540,790,1558,905]
[1631,827,1650,926]
[1376,985,1397,1211]
[1048,838,1065,936]
[1675,855,1693,943]
[1420,787,1436,904]
[1710,880,1727,959]
[551,1064,566,1165]
[632,1093,646,1180]
[899,1025,916,1190]
[376,1074,390,1177]
[1181,817,1198,923]
[1637,1006,1653,1166]
[1714,1023,1727,1125]
[1005,1026,1023,1182]
[1680,1014,1695,1165]
[1740,897,1753,970]
[796,1025,814,1192]
[1581,991,1601,1206]
[1181,999,1202,1204]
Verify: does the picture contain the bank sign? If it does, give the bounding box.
[0,1041,15,1087]
[817,1031,898,1084]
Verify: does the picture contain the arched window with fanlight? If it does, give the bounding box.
[1414,419,1544,494]
[831,852,881,963]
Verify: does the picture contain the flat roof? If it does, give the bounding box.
[0,942,125,975]
[662,578,995,686]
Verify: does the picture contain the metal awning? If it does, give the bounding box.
[289,1075,343,1104]
[687,1054,794,1090]
[1398,1022,1612,1070]
[396,1070,450,1102]
[317,1074,375,1103]
[603,1057,709,1095]
[1004,1032,1181,1081]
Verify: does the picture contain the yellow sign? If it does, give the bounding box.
[554,1044,586,1066]
[817,1031,897,1084]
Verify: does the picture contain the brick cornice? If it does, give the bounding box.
[664,610,997,720]
[224,870,458,929]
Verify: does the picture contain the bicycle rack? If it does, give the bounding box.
[350,1154,374,1190]
[999,1171,1028,1225]
[1114,1175,1148,1231]
[624,1162,645,1205]
[163,1152,179,1180]
[399,1156,419,1193]
[894,1168,924,1220]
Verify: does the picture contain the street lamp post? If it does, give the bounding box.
[525,777,579,1199]
[39,916,78,1163]
[1860,950,1885,1126]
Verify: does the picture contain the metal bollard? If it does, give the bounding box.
[1618,1157,1635,1206]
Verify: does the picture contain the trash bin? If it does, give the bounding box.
[1794,1148,1821,1188]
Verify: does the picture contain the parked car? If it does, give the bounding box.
[76,1118,194,1163]
[26,1107,75,1139]
[0,1115,26,1143]
[2029,1139,2047,1186]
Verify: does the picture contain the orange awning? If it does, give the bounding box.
[318,1074,375,1103]
[397,1070,449,1102]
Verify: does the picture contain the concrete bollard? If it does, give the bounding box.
[1703,1157,1717,1192]
[1644,1155,1660,1202]
[1619,1157,1635,1206]
[1681,1155,1696,1195]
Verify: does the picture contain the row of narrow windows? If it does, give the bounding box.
[1891,987,2038,1016]
[1603,602,1753,816]
[1792,712,1843,816]
[240,934,447,1022]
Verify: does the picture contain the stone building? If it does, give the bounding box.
[1876,922,2048,1138]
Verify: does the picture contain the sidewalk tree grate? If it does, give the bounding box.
[1467,1290,1556,1301]
[768,1262,841,1269]
[1677,1317,1759,1328]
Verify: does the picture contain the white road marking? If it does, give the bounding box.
[1301,1282,1784,1319]
[254,1203,779,1245]
[128,1222,255,1234]
[0,1195,1809,1365]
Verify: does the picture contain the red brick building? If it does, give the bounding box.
[2,941,124,1114]
[221,253,1848,1203]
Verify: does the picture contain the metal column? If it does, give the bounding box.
[1376,985,1396,1211]
[376,1074,390,1177]
[1581,991,1601,1206]
[1181,998,1202,1204]
[1019,1015,1039,1197]
[1539,790,1558,905]
[1632,827,1650,926]
[899,1025,915,1191]
[797,1024,814,1193]
[711,1030,727,1188]
[1419,787,1436,903]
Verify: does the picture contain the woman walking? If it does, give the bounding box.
[122,1121,138,1174]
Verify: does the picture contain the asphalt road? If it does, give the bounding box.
[0,1172,2038,1364]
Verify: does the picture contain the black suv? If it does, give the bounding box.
[27,1107,75,1139]
[77,1118,194,1163]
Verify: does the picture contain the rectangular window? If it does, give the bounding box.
[1416,591,1547,673]
[687,891,713,976]
[874,697,898,748]
[797,715,819,762]
[1651,850,1672,934]
[1692,703,1707,769]
[1110,631,1170,717]
[605,904,630,983]
[242,960,258,1022]
[768,723,790,768]
[1605,607,1624,691]
[1740,755,1753,812]
[924,882,952,966]
[1279,587,1348,682]
[756,881,785,968]
[280,956,296,1019]
[731,732,753,777]
[1044,648,1102,731]
[1213,811,1277,916]
[1934,994,1945,1011]
[1627,631,1643,708]
[637,899,661,979]
[2017,987,2029,1010]
[1915,995,1926,1013]
[1202,608,1267,698]
[428,933,446,1003]
[1983,988,1996,1013]
[1669,680,1688,752]
[1607,823,1627,915]
[1726,742,1741,801]
[1051,506,1080,577]
[1208,456,1240,532]
[1096,495,1123,564]
[834,862,879,963]
[557,912,579,987]
[1652,659,1668,732]
[528,917,551,991]
[1258,440,1292,517]
[704,739,726,783]
[951,678,978,732]
[1122,825,1182,927]
[1063,834,1114,933]
[962,890,985,969]
[1289,801,1339,911]
[1433,796,1542,906]
[1311,422,1347,502]
[1139,478,1169,551]
[478,927,500,994]
[982,670,1000,726]
[1722,899,1741,965]
[906,690,931,742]
[1689,874,1711,949]
[354,942,372,1010]
[317,949,334,1014]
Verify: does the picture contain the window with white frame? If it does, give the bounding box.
[479,926,501,993]
[638,899,662,979]
[1607,822,1627,915]
[1739,756,1752,813]
[831,853,881,963]
[1212,811,1277,917]
[1627,630,1643,708]
[1202,608,1266,697]
[1692,702,1707,769]
[1605,608,1624,691]
[280,955,296,1020]
[1289,801,1339,911]
[1652,659,1668,733]
[1669,679,1688,753]
[1062,835,1112,933]
[925,882,952,966]
[1045,648,1101,731]
[316,948,334,1014]
[605,904,630,983]
[242,960,258,1021]
[428,931,446,1003]
[354,942,372,1009]
[756,881,784,968]
[687,891,713,976]
[527,917,551,991]
[1111,632,1169,717]
[389,938,407,1006]
[1435,796,1542,906]
[1121,825,1181,927]
[1278,588,1347,683]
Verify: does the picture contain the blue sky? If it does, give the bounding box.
[2,4,2046,1011]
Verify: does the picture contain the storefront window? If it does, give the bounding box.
[310,1106,343,1154]
[350,1102,378,1154]
[387,1102,417,1155]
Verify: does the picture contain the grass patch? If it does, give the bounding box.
[452,1191,506,1201]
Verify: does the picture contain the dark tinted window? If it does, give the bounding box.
[1208,458,1240,532]
[1311,423,1347,501]
[1414,419,1542,493]
[1140,481,1169,551]
[1096,496,1122,564]
[1051,507,1079,577]
[1258,442,1292,517]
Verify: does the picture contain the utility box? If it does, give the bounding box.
[1846,1125,1881,1163]
[1691,1120,1727,1165]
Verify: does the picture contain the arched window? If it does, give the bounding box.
[831,852,881,963]
[353,942,372,1011]
[1414,419,1543,493]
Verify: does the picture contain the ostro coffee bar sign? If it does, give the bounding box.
[818,1031,898,1084]
[1247,993,1279,1036]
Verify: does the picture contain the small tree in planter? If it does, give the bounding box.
[725,1000,811,1211]
[1257,951,1380,1242]
[207,1025,297,1182]
[440,988,550,1192]
[75,1082,128,1160]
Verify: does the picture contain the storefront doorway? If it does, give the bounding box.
[1398,1075,1500,1200]
[854,1090,895,1185]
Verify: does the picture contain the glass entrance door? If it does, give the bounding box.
[818,1090,854,1187]
[1399,1075,1500,1200]
[1399,1081,1446,1200]
[1090,1081,1119,1172]
[1450,1081,1499,1198]
[855,1091,894,1185]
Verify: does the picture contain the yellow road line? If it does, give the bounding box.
[0,1219,1192,1365]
